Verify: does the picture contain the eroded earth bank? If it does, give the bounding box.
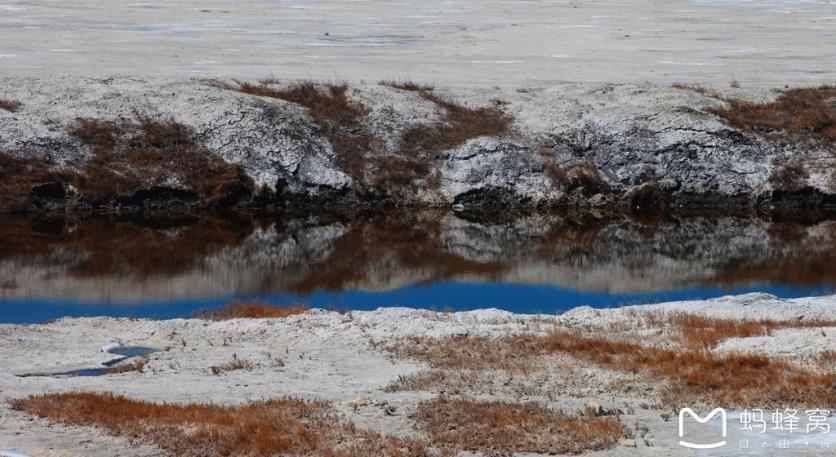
[1,78,834,215]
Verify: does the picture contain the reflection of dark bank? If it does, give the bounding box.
[0,209,834,322]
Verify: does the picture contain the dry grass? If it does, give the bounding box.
[414,397,625,456]
[387,316,836,407]
[769,161,810,191]
[379,80,435,92]
[402,90,512,156]
[196,300,309,320]
[105,357,148,375]
[71,117,254,208]
[210,354,253,375]
[708,86,836,142]
[0,151,76,212]
[0,99,23,112]
[375,88,512,191]
[217,79,511,194]
[10,392,624,456]
[69,118,124,152]
[661,312,836,350]
[1,117,254,212]
[224,81,373,183]
[10,392,429,457]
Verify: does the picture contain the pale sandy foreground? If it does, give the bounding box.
[0,293,834,456]
[1,0,835,85]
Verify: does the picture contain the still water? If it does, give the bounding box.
[1,210,834,323]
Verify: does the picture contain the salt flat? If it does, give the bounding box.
[0,0,834,85]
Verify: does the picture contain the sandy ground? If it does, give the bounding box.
[0,293,834,456]
[1,0,835,86]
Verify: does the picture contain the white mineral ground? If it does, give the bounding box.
[0,293,834,456]
[0,0,835,86]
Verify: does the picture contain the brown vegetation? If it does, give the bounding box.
[10,391,626,457]
[387,314,836,407]
[218,79,511,194]
[403,90,512,156]
[376,87,511,191]
[539,156,608,193]
[708,85,836,142]
[220,81,373,184]
[661,312,836,350]
[0,99,22,112]
[379,80,435,92]
[71,117,254,208]
[769,161,809,191]
[0,117,253,212]
[105,357,148,375]
[0,152,75,212]
[414,397,625,456]
[10,392,429,457]
[196,300,309,320]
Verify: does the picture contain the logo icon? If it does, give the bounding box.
[679,407,728,449]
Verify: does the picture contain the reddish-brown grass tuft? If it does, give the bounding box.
[195,300,309,320]
[403,90,512,156]
[70,119,124,152]
[664,312,836,350]
[0,152,51,212]
[69,117,254,208]
[708,86,836,142]
[0,117,254,213]
[0,99,23,112]
[10,392,429,457]
[414,396,625,456]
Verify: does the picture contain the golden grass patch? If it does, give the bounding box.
[196,300,309,320]
[387,314,836,408]
[10,392,429,457]
[709,86,836,142]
